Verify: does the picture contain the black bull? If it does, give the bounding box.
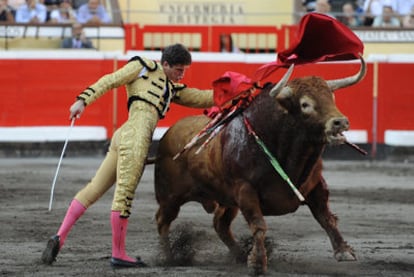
[153,57,366,275]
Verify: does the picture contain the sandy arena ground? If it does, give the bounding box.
[0,156,413,276]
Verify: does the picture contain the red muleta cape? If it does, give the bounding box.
[212,12,364,108]
[254,12,364,81]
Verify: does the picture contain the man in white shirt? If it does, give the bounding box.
[395,0,414,16]
[363,0,397,17]
[15,0,47,23]
[76,0,111,25]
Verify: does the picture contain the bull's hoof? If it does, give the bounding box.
[247,264,267,276]
[334,246,357,261]
[239,236,274,263]
[247,252,267,276]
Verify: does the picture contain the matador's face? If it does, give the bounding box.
[162,61,189,82]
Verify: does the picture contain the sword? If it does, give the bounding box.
[48,118,75,211]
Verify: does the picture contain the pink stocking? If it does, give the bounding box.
[57,199,86,248]
[111,211,136,262]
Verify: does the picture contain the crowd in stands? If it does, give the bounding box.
[2,0,414,29]
[0,0,112,25]
[303,0,414,28]
[0,0,112,49]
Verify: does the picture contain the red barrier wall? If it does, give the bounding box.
[1,59,113,127]
[377,63,412,131]
[1,56,413,144]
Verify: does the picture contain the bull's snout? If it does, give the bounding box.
[332,117,349,131]
[325,116,349,145]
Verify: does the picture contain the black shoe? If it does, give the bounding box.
[110,257,148,268]
[41,235,60,265]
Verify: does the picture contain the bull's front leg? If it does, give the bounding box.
[238,182,268,275]
[306,176,356,261]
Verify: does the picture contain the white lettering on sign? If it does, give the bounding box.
[159,2,245,24]
[353,30,414,42]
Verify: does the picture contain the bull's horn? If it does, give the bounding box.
[326,55,366,91]
[269,63,294,97]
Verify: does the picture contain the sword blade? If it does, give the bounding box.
[48,118,75,211]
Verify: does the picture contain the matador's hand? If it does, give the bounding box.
[69,99,85,120]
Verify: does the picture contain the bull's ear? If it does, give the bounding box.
[269,64,294,97]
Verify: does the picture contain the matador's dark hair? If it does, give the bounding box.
[161,43,192,66]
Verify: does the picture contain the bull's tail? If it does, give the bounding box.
[145,156,157,165]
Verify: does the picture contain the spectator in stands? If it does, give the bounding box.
[42,0,61,22]
[362,0,397,26]
[338,1,362,27]
[314,0,336,18]
[348,0,365,15]
[49,0,76,23]
[76,0,111,25]
[219,33,241,53]
[395,0,414,18]
[372,5,401,27]
[71,0,87,10]
[43,0,60,10]
[61,22,94,48]
[402,4,414,28]
[363,0,397,16]
[302,0,317,12]
[0,0,16,22]
[15,0,47,23]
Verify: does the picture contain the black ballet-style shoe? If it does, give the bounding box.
[110,256,148,268]
[41,235,60,265]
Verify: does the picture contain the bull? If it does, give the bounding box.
[154,57,366,275]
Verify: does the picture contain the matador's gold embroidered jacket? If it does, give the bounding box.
[76,56,214,118]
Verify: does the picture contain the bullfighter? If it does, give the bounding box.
[41,43,214,268]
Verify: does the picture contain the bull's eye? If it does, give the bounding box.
[300,96,316,115]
